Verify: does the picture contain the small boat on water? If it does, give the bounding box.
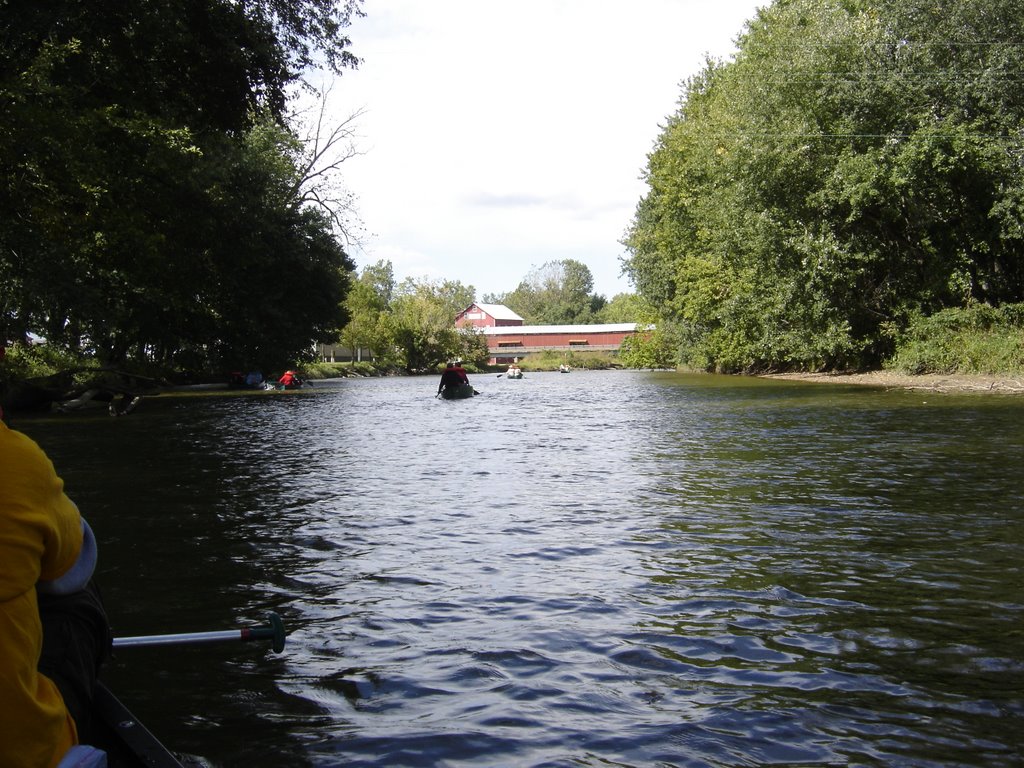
[91,682,185,767]
[505,367,523,379]
[273,370,307,390]
[439,383,477,399]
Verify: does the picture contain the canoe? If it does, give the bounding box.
[91,681,185,767]
[440,383,477,399]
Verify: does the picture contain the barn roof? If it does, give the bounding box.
[470,303,525,322]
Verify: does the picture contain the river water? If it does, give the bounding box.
[14,370,1024,767]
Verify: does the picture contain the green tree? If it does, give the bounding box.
[501,259,604,324]
[456,327,491,370]
[619,325,678,370]
[624,0,1024,373]
[388,278,475,372]
[339,260,395,365]
[596,292,645,323]
[0,1,363,370]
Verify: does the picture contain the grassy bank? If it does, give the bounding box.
[887,303,1024,375]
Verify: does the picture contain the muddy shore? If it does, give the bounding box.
[759,370,1024,394]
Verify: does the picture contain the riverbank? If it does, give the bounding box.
[760,370,1024,393]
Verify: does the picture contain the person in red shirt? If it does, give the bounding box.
[437,362,465,396]
[451,359,469,385]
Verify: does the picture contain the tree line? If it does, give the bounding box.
[623,0,1024,373]
[0,1,647,383]
[7,0,1019,384]
[1,1,364,375]
[335,258,651,374]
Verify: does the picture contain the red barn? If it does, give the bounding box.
[455,303,525,328]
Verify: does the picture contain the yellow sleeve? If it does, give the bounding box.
[0,423,82,765]
[0,423,83,600]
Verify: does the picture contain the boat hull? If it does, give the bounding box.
[92,682,184,767]
[440,383,476,399]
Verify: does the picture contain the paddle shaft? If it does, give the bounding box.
[113,613,286,653]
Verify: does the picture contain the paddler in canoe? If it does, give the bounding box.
[437,360,477,399]
[276,370,305,390]
[1,403,112,767]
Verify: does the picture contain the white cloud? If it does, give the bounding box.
[317,0,764,298]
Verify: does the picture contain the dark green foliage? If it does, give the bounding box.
[0,0,361,373]
[624,0,1024,373]
[0,343,92,382]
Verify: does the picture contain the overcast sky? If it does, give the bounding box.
[316,0,765,300]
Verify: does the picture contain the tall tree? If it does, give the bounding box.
[624,0,1024,372]
[287,81,367,247]
[388,278,475,372]
[501,259,603,324]
[339,260,395,365]
[0,0,363,369]
[596,293,645,323]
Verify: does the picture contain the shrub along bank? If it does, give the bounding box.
[888,303,1024,375]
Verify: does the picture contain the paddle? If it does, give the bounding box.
[113,612,287,653]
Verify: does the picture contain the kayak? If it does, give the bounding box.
[91,682,185,767]
[439,383,477,399]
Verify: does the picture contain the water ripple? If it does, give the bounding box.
[21,371,1024,767]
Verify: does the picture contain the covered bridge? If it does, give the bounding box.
[455,303,640,364]
[479,323,639,364]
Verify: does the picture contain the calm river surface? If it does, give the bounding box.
[14,370,1024,767]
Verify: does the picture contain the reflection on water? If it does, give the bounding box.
[16,371,1024,767]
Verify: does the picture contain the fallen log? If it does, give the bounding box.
[2,369,163,415]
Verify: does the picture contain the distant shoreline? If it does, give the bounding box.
[759,370,1024,394]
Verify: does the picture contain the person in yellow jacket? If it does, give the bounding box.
[0,406,110,767]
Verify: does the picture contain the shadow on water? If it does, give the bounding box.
[13,371,1024,767]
